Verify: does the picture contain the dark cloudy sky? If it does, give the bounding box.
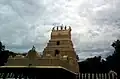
[0,0,120,61]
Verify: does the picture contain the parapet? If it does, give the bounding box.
[52,25,71,31]
[8,55,25,59]
[51,25,72,39]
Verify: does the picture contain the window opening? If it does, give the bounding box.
[55,50,60,56]
[56,41,60,45]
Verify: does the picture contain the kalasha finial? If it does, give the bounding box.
[69,26,71,31]
[52,26,55,31]
[61,25,63,30]
[32,45,35,51]
[57,26,59,30]
[65,26,67,30]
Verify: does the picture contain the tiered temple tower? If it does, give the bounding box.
[43,26,76,58]
[43,26,79,72]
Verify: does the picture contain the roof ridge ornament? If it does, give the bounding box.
[31,45,36,52]
[61,24,63,30]
[65,26,67,30]
[52,26,55,31]
[69,26,71,31]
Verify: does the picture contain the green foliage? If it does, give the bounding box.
[106,39,120,74]
[0,41,5,52]
[0,41,17,66]
[112,39,120,52]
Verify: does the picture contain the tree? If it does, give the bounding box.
[106,39,120,75]
[0,41,5,52]
[0,41,16,66]
[112,39,120,53]
[78,56,105,73]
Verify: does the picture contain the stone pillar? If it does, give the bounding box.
[79,73,80,79]
[88,73,90,79]
[99,73,101,79]
[108,73,110,79]
[84,73,87,79]
[112,73,114,79]
[96,73,98,79]
[92,73,94,79]
[105,73,107,79]
[82,73,84,79]
[102,73,104,79]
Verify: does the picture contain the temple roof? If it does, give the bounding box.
[26,46,41,59]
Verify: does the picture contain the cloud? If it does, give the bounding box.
[0,0,120,61]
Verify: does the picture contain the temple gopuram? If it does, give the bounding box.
[0,26,79,79]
